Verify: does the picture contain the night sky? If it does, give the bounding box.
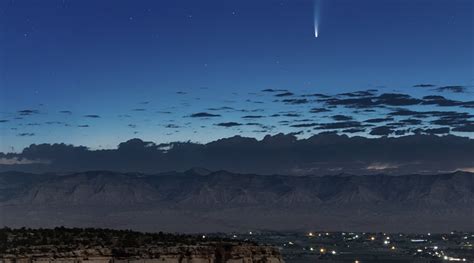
[1,0,473,152]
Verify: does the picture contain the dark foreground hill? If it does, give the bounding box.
[0,170,473,233]
[0,227,283,263]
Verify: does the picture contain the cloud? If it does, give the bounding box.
[332,115,353,121]
[2,134,473,176]
[364,117,394,123]
[0,120,9,123]
[433,85,467,93]
[452,123,474,132]
[245,122,263,126]
[366,162,400,170]
[369,126,394,136]
[165,124,181,129]
[430,112,473,127]
[189,112,221,118]
[290,123,319,128]
[388,110,473,124]
[342,128,365,133]
[0,157,50,165]
[215,122,242,127]
[27,123,41,126]
[413,84,436,88]
[412,127,450,135]
[280,99,309,105]
[18,109,39,116]
[394,129,409,136]
[45,121,63,125]
[376,93,422,106]
[242,115,264,119]
[17,133,35,137]
[282,113,301,117]
[275,92,294,97]
[302,93,331,98]
[315,121,368,130]
[398,118,422,125]
[318,92,469,109]
[309,108,331,113]
[84,115,100,118]
[59,110,72,114]
[421,95,472,107]
[78,125,90,128]
[459,167,474,173]
[207,107,235,111]
[337,90,377,97]
[261,89,287,92]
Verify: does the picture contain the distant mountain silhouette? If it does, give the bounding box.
[0,170,473,233]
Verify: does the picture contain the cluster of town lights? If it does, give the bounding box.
[301,231,470,262]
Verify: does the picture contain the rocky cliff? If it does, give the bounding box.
[0,245,284,263]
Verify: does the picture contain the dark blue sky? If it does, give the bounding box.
[0,0,473,152]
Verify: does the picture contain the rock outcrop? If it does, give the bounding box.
[1,244,284,263]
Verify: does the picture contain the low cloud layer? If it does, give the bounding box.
[1,134,473,175]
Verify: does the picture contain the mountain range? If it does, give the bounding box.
[0,169,472,233]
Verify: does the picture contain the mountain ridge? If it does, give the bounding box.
[0,169,473,233]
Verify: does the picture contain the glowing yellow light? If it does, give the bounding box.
[320,248,326,253]
[370,236,375,241]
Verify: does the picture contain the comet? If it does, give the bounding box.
[313,0,321,38]
[314,20,319,38]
